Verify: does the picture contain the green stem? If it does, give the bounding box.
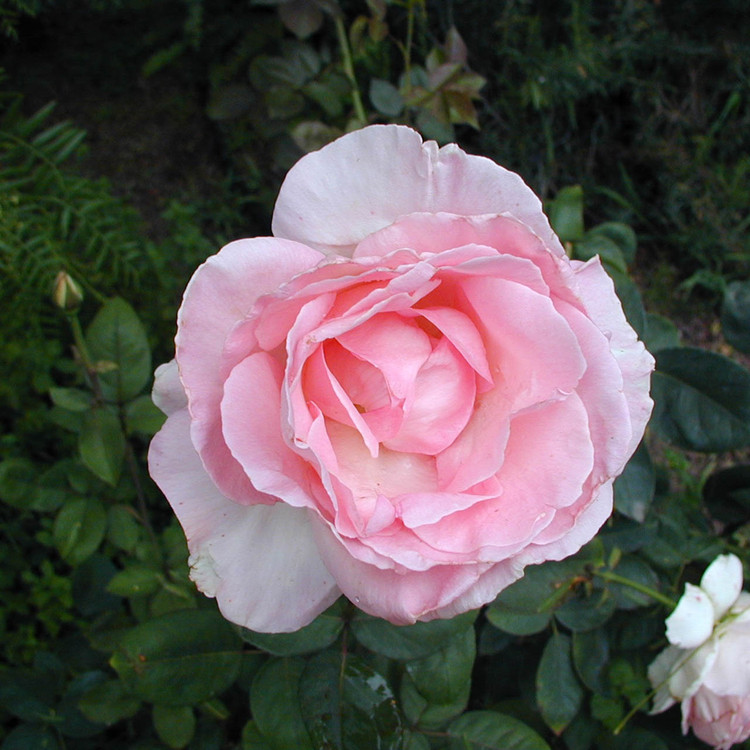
[594,569,677,609]
[334,15,367,126]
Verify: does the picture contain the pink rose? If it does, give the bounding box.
[148,125,653,632]
[649,554,750,750]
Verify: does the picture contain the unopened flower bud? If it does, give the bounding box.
[52,271,84,312]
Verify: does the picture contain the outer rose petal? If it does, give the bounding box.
[312,518,492,624]
[648,645,682,713]
[573,257,654,455]
[177,237,324,505]
[701,553,743,621]
[667,583,716,649]
[687,691,750,750]
[153,360,186,416]
[273,125,563,256]
[703,623,750,695]
[148,409,340,632]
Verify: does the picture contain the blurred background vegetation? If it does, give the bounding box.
[0,1,749,748]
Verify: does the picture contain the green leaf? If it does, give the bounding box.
[242,721,274,750]
[547,185,584,242]
[401,627,475,729]
[643,313,681,354]
[370,79,404,117]
[251,658,313,750]
[652,347,750,451]
[86,297,151,402]
[57,671,109,739]
[107,504,141,551]
[608,267,646,337]
[1,724,60,749]
[555,587,616,632]
[49,387,91,411]
[587,222,637,265]
[606,557,661,609]
[486,559,586,636]
[79,407,125,485]
[572,628,610,693]
[614,442,655,523]
[299,651,402,750]
[574,233,627,275]
[153,704,196,749]
[106,565,162,597]
[110,610,242,705]
[53,497,107,566]
[402,731,431,750]
[0,668,57,722]
[722,280,750,354]
[536,633,583,734]
[611,727,668,750]
[0,458,37,510]
[125,395,166,436]
[351,610,477,659]
[447,711,550,750]
[206,84,256,121]
[240,605,343,656]
[78,679,140,725]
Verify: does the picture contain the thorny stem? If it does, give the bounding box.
[593,569,678,609]
[334,15,367,126]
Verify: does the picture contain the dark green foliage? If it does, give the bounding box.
[1,3,750,750]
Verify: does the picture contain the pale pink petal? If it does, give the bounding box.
[335,313,432,400]
[386,338,476,455]
[417,395,594,553]
[528,477,612,551]
[648,645,683,713]
[704,623,750,695]
[148,409,340,632]
[273,125,562,256]
[406,306,492,384]
[556,300,634,477]
[326,421,437,506]
[434,386,512,493]
[177,237,324,504]
[669,638,719,701]
[460,276,587,413]
[573,257,654,455]
[667,583,716,649]
[312,518,490,624]
[153,360,186,416]
[436,277,587,492]
[221,352,320,509]
[700,553,743,621]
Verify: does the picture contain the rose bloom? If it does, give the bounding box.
[649,554,750,750]
[148,125,653,632]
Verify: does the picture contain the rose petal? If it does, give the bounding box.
[667,583,716,649]
[648,645,683,713]
[221,352,320,509]
[704,622,750,695]
[416,394,594,553]
[312,518,491,624]
[152,360,186,416]
[177,237,324,504]
[668,638,719,701]
[700,553,743,621]
[573,257,654,455]
[386,338,476,455]
[273,125,562,256]
[148,409,340,632]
